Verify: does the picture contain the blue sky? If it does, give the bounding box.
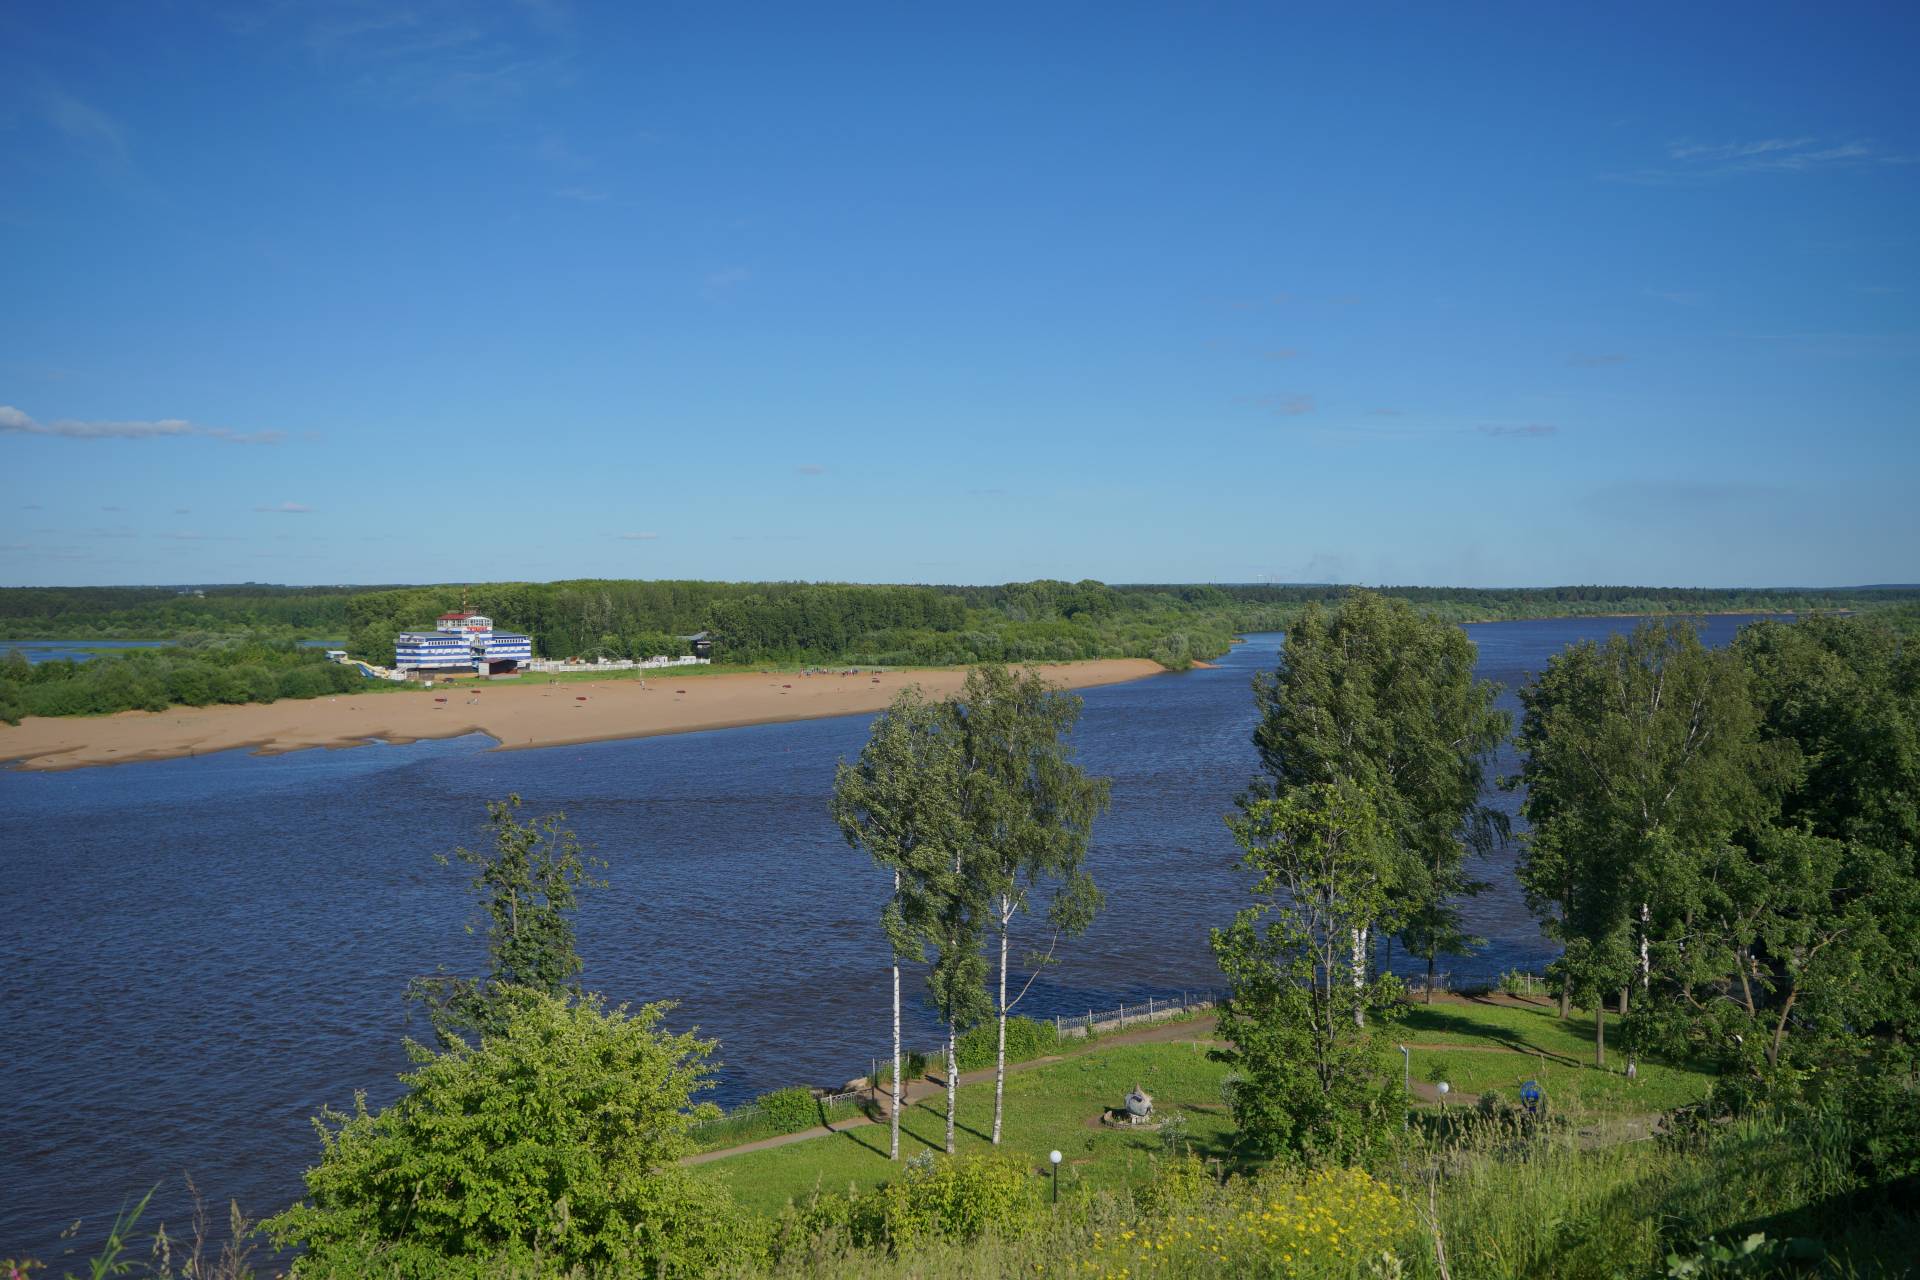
[3,1,1916,588]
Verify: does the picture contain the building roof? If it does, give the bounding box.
[438,611,474,621]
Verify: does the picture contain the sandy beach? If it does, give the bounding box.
[0,659,1167,772]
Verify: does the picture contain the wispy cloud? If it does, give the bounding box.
[1568,353,1628,367]
[1243,394,1315,416]
[289,0,576,118]
[795,463,827,476]
[34,84,130,161]
[0,405,284,444]
[614,531,658,540]
[1262,348,1303,362]
[157,530,241,542]
[554,186,607,202]
[705,265,752,294]
[1611,136,1914,183]
[1646,289,1706,306]
[255,501,314,514]
[1478,424,1557,439]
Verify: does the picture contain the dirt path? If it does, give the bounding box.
[682,1013,1218,1166]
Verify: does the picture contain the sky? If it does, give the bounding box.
[3,1,1916,589]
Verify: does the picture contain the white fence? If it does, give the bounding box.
[524,655,711,674]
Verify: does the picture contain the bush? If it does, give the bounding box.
[264,991,749,1278]
[875,1050,931,1088]
[755,1086,820,1136]
[1134,1151,1212,1214]
[878,1153,1040,1249]
[954,1016,1058,1074]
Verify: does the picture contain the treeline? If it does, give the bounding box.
[13,579,1916,650]
[337,578,1290,670]
[0,585,364,639]
[0,636,367,724]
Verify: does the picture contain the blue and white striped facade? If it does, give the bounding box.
[395,615,536,673]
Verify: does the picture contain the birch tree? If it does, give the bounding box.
[1212,780,1404,1161]
[1249,592,1507,1017]
[1512,620,1760,1063]
[831,689,964,1160]
[950,665,1110,1145]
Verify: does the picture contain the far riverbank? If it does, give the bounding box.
[0,658,1165,772]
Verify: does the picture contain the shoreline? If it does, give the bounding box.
[0,659,1167,773]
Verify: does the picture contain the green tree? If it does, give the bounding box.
[265,992,745,1277]
[410,795,606,1047]
[1251,591,1508,1011]
[1211,781,1404,1162]
[1512,621,1761,1063]
[831,688,967,1160]
[950,664,1110,1145]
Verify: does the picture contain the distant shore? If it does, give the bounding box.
[0,659,1167,772]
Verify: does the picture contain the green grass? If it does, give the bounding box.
[695,999,1720,1220]
[1388,995,1715,1115]
[695,1039,1232,1215]
[690,1097,872,1153]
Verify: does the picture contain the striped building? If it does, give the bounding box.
[395,612,535,675]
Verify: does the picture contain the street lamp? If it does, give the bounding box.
[1049,1149,1063,1205]
[1399,1045,1410,1126]
[1436,1080,1451,1110]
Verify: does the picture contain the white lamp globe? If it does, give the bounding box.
[1049,1150,1063,1165]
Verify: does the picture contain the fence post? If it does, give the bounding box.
[1149,997,1154,1019]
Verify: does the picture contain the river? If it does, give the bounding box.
[0,613,1775,1259]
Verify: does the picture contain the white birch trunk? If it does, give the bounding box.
[1639,901,1651,991]
[1351,925,1368,1027]
[945,1019,957,1154]
[993,896,1009,1145]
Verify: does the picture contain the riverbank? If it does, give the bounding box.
[0,658,1167,771]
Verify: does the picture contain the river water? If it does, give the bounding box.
[0,614,1772,1259]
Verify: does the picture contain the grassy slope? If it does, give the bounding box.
[695,997,1716,1217]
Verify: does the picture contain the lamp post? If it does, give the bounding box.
[1049,1149,1062,1205]
[1399,1045,1410,1126]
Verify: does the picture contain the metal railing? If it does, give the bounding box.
[1053,988,1219,1038]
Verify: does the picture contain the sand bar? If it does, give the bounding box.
[0,659,1167,772]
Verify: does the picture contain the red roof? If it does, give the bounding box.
[438,611,473,620]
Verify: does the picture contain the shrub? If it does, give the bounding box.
[954,1016,1058,1074]
[264,991,749,1278]
[875,1050,931,1088]
[755,1086,820,1136]
[1134,1151,1212,1215]
[878,1152,1040,1249]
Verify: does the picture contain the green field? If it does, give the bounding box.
[693,998,1718,1217]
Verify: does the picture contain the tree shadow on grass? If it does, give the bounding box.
[1395,1004,1585,1068]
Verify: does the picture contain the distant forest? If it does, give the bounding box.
[4,582,1917,673]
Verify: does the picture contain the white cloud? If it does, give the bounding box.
[255,501,315,513]
[1611,137,1914,183]
[0,405,283,444]
[795,463,827,476]
[1479,424,1557,439]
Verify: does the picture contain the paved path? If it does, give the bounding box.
[682,1012,1219,1167]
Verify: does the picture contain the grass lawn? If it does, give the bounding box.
[694,1040,1232,1215]
[695,999,1719,1218]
